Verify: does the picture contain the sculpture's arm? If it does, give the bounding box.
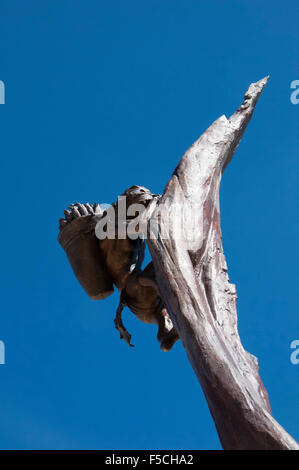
[114,294,134,347]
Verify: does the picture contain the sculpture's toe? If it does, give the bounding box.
[59,202,102,230]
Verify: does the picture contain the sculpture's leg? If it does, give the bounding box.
[137,261,157,289]
[114,295,134,347]
[125,262,180,351]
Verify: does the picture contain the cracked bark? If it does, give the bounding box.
[145,77,298,450]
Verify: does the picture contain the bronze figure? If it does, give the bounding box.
[58,186,179,351]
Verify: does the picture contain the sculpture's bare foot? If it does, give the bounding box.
[59,202,102,230]
[159,328,180,352]
[114,298,134,348]
[57,202,114,300]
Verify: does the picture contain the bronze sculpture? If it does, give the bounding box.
[58,185,179,351]
[57,78,299,449]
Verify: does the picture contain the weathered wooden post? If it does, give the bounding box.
[145,77,299,450]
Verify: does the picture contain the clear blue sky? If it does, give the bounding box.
[0,0,298,450]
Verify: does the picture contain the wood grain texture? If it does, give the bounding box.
[146,77,299,450]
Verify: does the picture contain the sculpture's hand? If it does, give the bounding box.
[114,297,134,348]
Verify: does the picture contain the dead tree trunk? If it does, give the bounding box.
[145,77,299,450]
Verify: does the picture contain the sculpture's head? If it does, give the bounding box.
[120,185,157,208]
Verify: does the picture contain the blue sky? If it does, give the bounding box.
[0,0,298,450]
